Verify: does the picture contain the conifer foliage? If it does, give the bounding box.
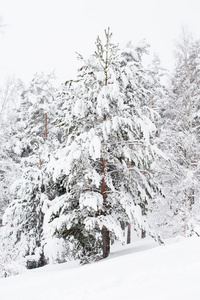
[1,73,59,267]
[2,27,200,277]
[160,33,200,237]
[44,29,160,262]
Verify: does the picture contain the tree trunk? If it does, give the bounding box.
[101,157,110,258]
[126,160,132,245]
[102,225,110,258]
[141,229,146,239]
[101,28,111,259]
[127,223,131,244]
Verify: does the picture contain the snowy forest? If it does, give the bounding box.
[1,27,200,277]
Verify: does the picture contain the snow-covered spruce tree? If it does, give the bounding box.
[0,78,24,221]
[1,73,59,268]
[142,55,177,239]
[119,43,165,241]
[157,32,200,237]
[45,29,161,263]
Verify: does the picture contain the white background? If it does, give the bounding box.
[0,0,200,84]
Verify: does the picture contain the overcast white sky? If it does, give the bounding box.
[0,0,200,85]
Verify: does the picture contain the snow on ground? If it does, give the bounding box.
[1,237,200,300]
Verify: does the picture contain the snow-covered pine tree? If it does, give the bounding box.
[1,73,59,267]
[44,29,161,263]
[0,78,24,220]
[157,32,200,237]
[142,55,175,239]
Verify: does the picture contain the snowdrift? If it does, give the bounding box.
[1,237,200,300]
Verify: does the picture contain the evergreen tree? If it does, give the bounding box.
[143,55,174,238]
[0,78,24,220]
[1,73,59,265]
[157,32,200,237]
[44,29,161,263]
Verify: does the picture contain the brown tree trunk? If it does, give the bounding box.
[101,28,111,258]
[101,157,110,258]
[102,225,110,258]
[127,223,131,244]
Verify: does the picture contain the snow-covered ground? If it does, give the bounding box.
[1,237,200,300]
